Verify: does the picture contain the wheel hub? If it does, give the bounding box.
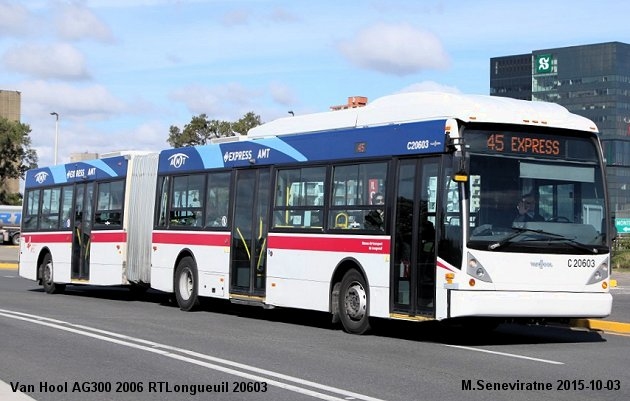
[178,268,193,300]
[43,263,52,284]
[344,282,367,321]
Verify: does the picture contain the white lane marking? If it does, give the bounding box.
[442,344,564,365]
[0,309,386,401]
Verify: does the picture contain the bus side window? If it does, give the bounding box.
[206,172,230,228]
[94,180,124,229]
[329,162,387,231]
[273,167,325,230]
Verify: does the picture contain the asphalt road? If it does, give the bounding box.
[1,261,630,401]
[0,244,18,264]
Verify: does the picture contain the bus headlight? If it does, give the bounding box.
[586,260,609,285]
[466,252,493,283]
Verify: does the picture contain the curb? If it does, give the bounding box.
[570,319,630,335]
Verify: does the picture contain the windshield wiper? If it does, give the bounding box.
[487,228,563,251]
[541,237,600,254]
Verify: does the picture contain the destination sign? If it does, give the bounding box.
[484,132,561,156]
[465,130,598,161]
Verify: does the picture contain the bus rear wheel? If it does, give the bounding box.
[174,256,199,311]
[338,269,371,334]
[40,253,65,294]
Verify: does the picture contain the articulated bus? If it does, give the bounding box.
[151,92,613,334]
[19,152,158,293]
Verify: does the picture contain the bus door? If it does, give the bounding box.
[392,158,439,315]
[230,169,270,297]
[71,182,94,281]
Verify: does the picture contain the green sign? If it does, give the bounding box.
[535,54,553,74]
[615,218,630,234]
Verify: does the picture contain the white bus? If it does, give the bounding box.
[19,152,158,293]
[150,92,613,334]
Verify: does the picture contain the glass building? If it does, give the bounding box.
[490,42,630,220]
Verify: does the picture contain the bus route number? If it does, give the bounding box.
[486,134,504,152]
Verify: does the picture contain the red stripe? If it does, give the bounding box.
[22,231,126,244]
[23,232,72,243]
[268,235,390,254]
[152,231,231,247]
[91,231,127,242]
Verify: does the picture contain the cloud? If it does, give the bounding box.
[20,80,126,119]
[269,82,297,107]
[78,121,165,153]
[170,83,261,120]
[2,43,90,80]
[0,1,31,36]
[397,81,461,94]
[338,22,450,76]
[268,7,301,23]
[221,6,301,26]
[55,3,114,42]
[129,121,169,148]
[221,9,251,26]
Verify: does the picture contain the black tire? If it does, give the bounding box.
[338,269,371,334]
[174,256,199,311]
[11,232,20,246]
[40,253,65,294]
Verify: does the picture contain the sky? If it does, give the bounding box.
[1,0,628,168]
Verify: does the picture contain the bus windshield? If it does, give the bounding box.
[465,128,609,254]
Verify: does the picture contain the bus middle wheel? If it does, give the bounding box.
[338,269,371,334]
[40,253,65,294]
[174,256,200,311]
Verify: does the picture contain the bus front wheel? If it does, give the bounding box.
[174,256,200,311]
[338,269,371,334]
[40,253,65,294]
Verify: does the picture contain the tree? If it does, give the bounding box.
[167,112,262,148]
[0,117,38,204]
[232,112,262,136]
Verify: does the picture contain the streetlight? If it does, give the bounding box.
[50,112,59,164]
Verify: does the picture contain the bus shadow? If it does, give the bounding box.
[195,299,607,346]
[28,285,170,305]
[369,318,606,345]
[28,287,606,345]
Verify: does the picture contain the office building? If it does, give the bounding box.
[0,90,20,122]
[0,90,21,196]
[490,42,630,219]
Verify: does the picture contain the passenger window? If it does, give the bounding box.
[205,172,230,228]
[40,187,62,230]
[170,175,204,227]
[273,167,325,229]
[94,180,124,229]
[23,189,41,231]
[329,162,387,231]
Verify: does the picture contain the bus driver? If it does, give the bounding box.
[514,192,544,223]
